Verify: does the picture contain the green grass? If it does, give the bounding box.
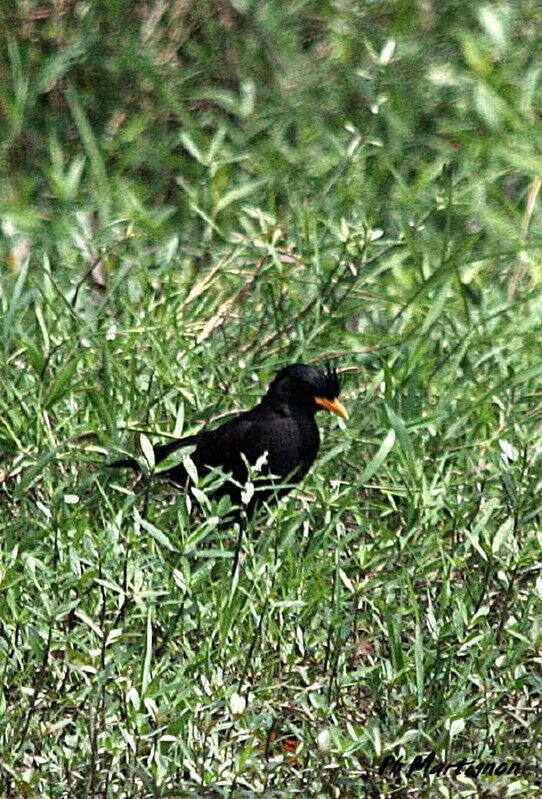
[1,2,542,797]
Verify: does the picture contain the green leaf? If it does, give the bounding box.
[14,444,65,497]
[358,429,395,484]
[385,406,417,464]
[213,179,266,214]
[139,434,155,469]
[492,517,514,554]
[43,357,80,409]
[135,510,177,552]
[4,256,30,343]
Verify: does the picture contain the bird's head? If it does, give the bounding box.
[267,363,348,418]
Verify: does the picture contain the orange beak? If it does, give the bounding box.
[314,396,348,418]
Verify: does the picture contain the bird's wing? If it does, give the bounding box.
[189,409,305,481]
[188,414,269,477]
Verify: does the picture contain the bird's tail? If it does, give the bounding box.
[152,435,199,464]
[107,456,139,469]
[107,434,200,470]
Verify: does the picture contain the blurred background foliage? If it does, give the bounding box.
[2,0,541,261]
[2,0,542,397]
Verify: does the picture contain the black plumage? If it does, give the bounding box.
[109,363,347,519]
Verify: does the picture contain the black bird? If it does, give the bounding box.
[109,363,347,519]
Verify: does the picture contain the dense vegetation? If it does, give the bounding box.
[1,1,541,796]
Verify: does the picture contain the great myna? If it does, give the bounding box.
[109,363,347,519]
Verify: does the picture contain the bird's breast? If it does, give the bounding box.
[265,415,319,481]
